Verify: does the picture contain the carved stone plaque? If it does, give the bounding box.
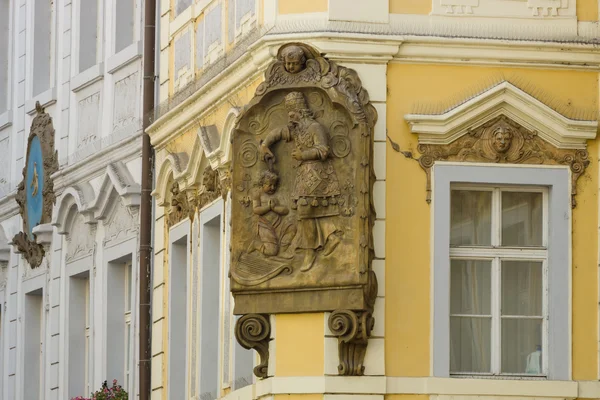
[230,43,378,315]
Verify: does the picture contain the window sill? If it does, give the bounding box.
[0,110,12,131]
[72,63,104,93]
[25,87,57,116]
[107,41,143,74]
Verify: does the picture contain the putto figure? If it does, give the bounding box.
[249,170,296,258]
[260,91,342,271]
[280,45,306,74]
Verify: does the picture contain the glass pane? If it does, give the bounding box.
[501,318,543,374]
[502,261,543,316]
[450,316,491,373]
[451,260,491,315]
[451,190,492,246]
[502,191,543,247]
[126,265,132,313]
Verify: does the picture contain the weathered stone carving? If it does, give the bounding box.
[231,43,377,377]
[167,182,194,227]
[234,314,271,378]
[395,115,589,207]
[197,166,223,209]
[13,102,59,268]
[329,310,375,376]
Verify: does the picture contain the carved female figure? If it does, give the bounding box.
[260,91,342,271]
[249,170,296,258]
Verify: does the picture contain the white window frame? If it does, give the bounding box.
[432,162,571,381]
[0,0,13,126]
[168,218,191,400]
[84,281,91,395]
[197,199,223,400]
[449,184,548,377]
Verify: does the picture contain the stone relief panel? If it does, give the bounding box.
[77,92,101,149]
[432,0,573,17]
[103,197,139,247]
[113,72,139,133]
[174,29,192,90]
[66,214,96,262]
[231,43,379,377]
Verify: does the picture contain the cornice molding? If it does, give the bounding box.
[405,81,598,149]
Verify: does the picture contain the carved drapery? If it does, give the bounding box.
[394,115,590,208]
[230,43,378,377]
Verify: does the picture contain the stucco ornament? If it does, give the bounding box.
[395,115,589,207]
[231,43,378,377]
[13,102,59,268]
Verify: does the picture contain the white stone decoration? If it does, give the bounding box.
[77,92,101,149]
[432,0,573,18]
[113,72,139,132]
[102,198,139,247]
[66,214,96,263]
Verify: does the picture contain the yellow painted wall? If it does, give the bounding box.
[278,0,327,14]
[275,313,325,376]
[385,63,599,378]
[390,0,431,14]
[577,0,598,21]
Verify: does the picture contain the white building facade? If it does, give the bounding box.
[0,0,146,398]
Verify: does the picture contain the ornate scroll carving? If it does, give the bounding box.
[403,116,589,207]
[231,42,378,376]
[13,102,59,268]
[328,310,375,376]
[234,314,271,378]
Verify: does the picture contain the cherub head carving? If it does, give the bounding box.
[491,124,513,153]
[280,45,306,74]
[258,170,279,195]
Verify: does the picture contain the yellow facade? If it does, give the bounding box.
[149,1,600,399]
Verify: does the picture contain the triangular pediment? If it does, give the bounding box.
[405,81,597,149]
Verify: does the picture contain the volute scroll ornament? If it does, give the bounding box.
[231,43,378,377]
[13,102,59,268]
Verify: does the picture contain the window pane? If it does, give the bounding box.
[501,261,543,316]
[451,260,491,315]
[450,316,491,373]
[502,191,543,247]
[126,265,132,313]
[451,190,492,246]
[501,318,543,374]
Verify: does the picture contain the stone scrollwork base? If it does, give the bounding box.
[234,313,271,379]
[328,310,375,376]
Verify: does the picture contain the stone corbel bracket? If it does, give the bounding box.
[234,314,271,379]
[329,310,375,376]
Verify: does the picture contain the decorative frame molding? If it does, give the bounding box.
[12,103,59,268]
[404,81,597,150]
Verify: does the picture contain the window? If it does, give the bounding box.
[106,255,133,391]
[0,0,9,113]
[33,0,53,96]
[432,164,570,380]
[124,262,132,389]
[68,274,91,399]
[78,0,100,72]
[24,289,43,400]
[449,186,547,376]
[168,221,190,400]
[114,0,135,53]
